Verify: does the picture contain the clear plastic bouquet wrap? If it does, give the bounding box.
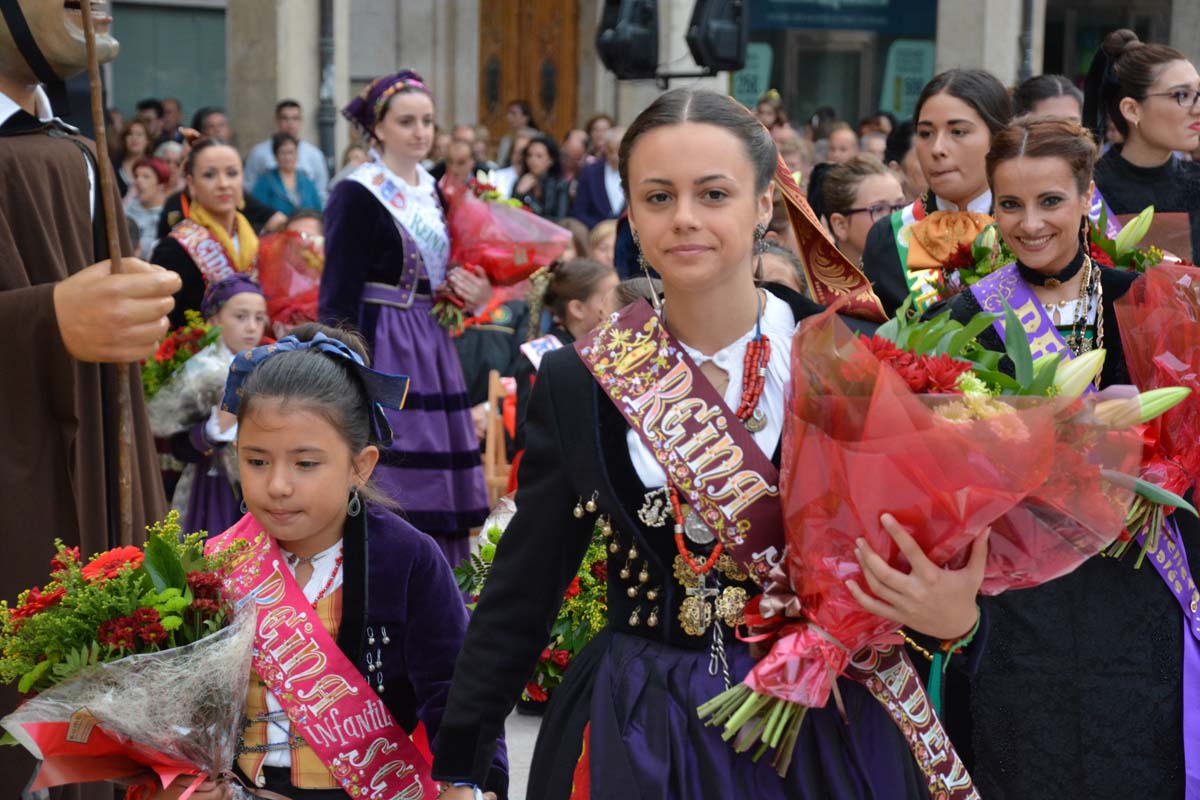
[701,305,1186,776]
[0,514,256,797]
[144,342,233,439]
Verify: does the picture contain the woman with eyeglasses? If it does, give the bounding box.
[1084,29,1200,260]
[820,154,905,268]
[860,69,1013,317]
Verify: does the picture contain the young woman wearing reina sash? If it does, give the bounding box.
[432,89,987,800]
[860,70,1012,318]
[153,139,260,328]
[161,323,507,799]
[319,71,490,566]
[1083,29,1200,262]
[937,116,1200,798]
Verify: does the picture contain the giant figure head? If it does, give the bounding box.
[0,0,118,85]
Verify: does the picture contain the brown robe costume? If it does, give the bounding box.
[0,107,165,795]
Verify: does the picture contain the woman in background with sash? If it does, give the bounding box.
[153,139,260,328]
[319,71,490,566]
[861,70,1012,318]
[1084,29,1200,262]
[939,116,1198,798]
[432,88,985,800]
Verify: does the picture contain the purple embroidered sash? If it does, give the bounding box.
[1141,519,1200,797]
[576,300,783,584]
[1090,188,1122,239]
[845,645,980,799]
[968,263,1093,394]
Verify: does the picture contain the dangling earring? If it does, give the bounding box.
[1079,216,1091,257]
[753,223,768,282]
[240,499,248,515]
[347,486,362,517]
[631,230,662,310]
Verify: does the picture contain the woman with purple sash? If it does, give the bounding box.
[432,90,989,800]
[936,116,1199,798]
[319,71,489,566]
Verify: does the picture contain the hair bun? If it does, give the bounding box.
[1102,28,1142,59]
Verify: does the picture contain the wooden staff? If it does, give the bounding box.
[79,6,134,546]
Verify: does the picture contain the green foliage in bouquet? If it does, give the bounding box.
[0,512,248,697]
[456,518,609,702]
[1089,206,1165,272]
[141,310,221,399]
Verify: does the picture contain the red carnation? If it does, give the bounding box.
[590,560,608,581]
[891,359,931,393]
[551,650,571,669]
[524,683,548,703]
[863,335,909,367]
[564,577,581,600]
[922,354,973,394]
[187,571,224,600]
[10,586,66,622]
[1089,242,1115,267]
[81,546,144,582]
[97,615,138,651]
[539,647,552,663]
[943,242,975,272]
[51,546,81,573]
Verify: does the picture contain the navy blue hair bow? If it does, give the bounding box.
[221,332,410,446]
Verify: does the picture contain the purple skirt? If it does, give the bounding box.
[581,632,928,800]
[360,294,489,557]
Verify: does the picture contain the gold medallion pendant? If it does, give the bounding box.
[715,587,748,627]
[679,594,714,636]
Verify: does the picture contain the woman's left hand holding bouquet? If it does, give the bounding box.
[846,514,988,641]
[447,264,493,310]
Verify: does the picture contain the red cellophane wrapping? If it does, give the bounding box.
[749,308,1142,706]
[256,231,323,335]
[439,176,571,285]
[1114,263,1200,496]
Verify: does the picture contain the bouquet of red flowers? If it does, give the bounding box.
[455,497,609,706]
[440,174,571,286]
[256,229,324,339]
[0,514,255,797]
[141,311,221,399]
[700,304,1184,775]
[1111,263,1200,558]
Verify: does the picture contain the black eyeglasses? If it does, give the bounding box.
[1143,88,1200,110]
[842,202,907,222]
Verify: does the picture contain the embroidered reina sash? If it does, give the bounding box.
[845,645,981,799]
[890,199,942,313]
[170,219,244,286]
[350,161,450,288]
[207,515,435,799]
[576,300,783,583]
[520,334,564,372]
[773,159,887,323]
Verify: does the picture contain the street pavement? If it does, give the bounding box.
[505,709,542,799]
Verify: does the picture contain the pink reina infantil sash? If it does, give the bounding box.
[207,515,435,799]
[169,219,243,286]
[576,300,785,584]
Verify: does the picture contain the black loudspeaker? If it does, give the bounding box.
[685,0,747,72]
[595,0,659,80]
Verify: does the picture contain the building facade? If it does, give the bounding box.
[105,0,1194,167]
